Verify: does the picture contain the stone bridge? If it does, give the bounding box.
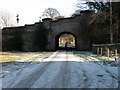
[2,10,93,51]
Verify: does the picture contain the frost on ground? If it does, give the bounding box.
[1,51,119,88]
[74,51,119,66]
[1,52,53,76]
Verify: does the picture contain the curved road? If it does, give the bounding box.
[3,51,118,88]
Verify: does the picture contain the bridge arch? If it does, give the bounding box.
[55,32,77,50]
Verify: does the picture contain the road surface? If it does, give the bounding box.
[2,51,118,88]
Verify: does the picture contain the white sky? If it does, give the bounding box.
[0,0,78,26]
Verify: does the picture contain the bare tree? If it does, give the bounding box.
[53,16,64,20]
[41,8,60,20]
[76,0,88,10]
[0,10,15,28]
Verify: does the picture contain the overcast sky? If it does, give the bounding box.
[0,0,78,26]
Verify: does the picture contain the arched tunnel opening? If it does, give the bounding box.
[55,32,77,50]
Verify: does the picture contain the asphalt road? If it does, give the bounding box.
[3,51,118,88]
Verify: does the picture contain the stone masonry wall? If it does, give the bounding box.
[2,10,94,51]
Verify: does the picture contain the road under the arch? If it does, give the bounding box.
[56,33,77,50]
[2,50,118,88]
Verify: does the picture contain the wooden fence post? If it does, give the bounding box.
[97,48,99,55]
[107,48,109,57]
[100,48,102,56]
[115,49,117,61]
[115,49,117,56]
